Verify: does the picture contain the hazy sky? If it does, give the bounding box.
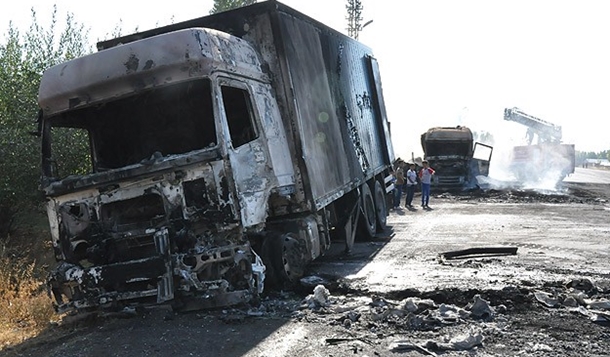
[2,0,609,159]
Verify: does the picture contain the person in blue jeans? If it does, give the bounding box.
[418,160,435,208]
[404,162,418,208]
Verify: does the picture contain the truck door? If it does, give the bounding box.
[219,78,271,228]
[471,142,494,176]
[366,55,394,165]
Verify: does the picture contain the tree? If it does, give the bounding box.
[209,0,257,15]
[346,0,363,39]
[473,131,494,145]
[0,7,91,239]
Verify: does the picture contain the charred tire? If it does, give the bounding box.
[373,180,387,232]
[261,233,308,289]
[260,237,280,290]
[358,183,377,240]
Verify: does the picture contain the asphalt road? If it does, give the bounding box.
[310,168,610,293]
[565,167,610,184]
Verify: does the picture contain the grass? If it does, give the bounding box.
[0,209,57,350]
[0,257,56,349]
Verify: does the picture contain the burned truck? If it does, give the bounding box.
[36,1,394,313]
[421,126,493,190]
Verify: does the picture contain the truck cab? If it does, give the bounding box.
[40,28,295,312]
[420,126,493,191]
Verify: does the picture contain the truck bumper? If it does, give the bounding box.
[47,228,263,313]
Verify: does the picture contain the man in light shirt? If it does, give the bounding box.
[404,162,418,208]
[418,160,435,208]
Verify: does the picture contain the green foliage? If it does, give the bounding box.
[576,150,610,163]
[0,6,92,237]
[473,131,494,145]
[209,0,257,15]
[0,24,40,214]
[50,127,92,178]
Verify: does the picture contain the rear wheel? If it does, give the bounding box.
[358,183,377,240]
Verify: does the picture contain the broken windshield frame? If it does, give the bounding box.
[41,79,217,179]
[425,143,472,158]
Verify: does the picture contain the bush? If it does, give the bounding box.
[0,208,56,349]
[0,257,54,347]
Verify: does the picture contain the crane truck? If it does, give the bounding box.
[36,1,395,313]
[503,107,575,185]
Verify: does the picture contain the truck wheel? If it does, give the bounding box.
[358,183,377,240]
[261,233,308,289]
[373,180,387,232]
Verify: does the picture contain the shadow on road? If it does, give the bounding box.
[305,223,395,285]
[4,303,294,357]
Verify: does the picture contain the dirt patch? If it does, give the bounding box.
[434,181,610,205]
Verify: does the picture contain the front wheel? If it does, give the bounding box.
[261,233,308,289]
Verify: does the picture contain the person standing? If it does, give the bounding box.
[393,163,405,209]
[405,162,417,208]
[418,160,435,208]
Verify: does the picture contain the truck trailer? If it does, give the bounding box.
[36,1,394,313]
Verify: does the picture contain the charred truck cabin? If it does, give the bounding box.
[421,126,492,191]
[37,1,394,313]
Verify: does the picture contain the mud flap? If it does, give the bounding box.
[358,183,377,239]
[251,249,266,294]
[344,199,360,253]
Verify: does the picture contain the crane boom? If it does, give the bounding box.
[503,107,562,144]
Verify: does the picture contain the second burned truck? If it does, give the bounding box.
[37,1,394,313]
[421,126,493,191]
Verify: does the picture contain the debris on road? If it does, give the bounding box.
[570,306,610,324]
[300,275,333,289]
[325,336,373,345]
[388,340,438,355]
[466,294,495,319]
[534,291,560,308]
[302,285,331,309]
[585,298,610,310]
[531,282,610,325]
[389,329,484,354]
[402,297,437,313]
[426,329,484,351]
[439,246,518,260]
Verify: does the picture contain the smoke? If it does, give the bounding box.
[480,125,572,193]
[463,113,572,193]
[396,105,574,194]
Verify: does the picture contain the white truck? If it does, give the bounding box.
[37,1,394,313]
[503,107,575,186]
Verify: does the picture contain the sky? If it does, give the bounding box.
[2,0,609,160]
